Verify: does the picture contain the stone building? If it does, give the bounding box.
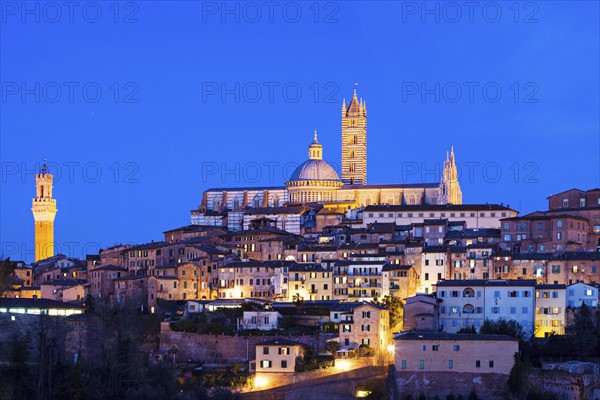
[287,263,333,301]
[394,331,518,375]
[154,262,210,301]
[88,264,127,301]
[382,264,417,301]
[361,204,517,229]
[216,260,293,300]
[254,338,303,374]
[338,302,390,352]
[403,294,439,331]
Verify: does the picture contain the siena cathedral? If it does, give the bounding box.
[193,89,462,217]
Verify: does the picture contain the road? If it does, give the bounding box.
[241,366,387,400]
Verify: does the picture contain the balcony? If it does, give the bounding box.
[348,282,381,289]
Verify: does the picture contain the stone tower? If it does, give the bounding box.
[31,164,57,261]
[441,146,463,204]
[341,87,367,185]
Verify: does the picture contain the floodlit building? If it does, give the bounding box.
[254,338,303,373]
[535,284,566,337]
[394,331,518,375]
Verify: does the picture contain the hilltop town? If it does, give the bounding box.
[2,90,600,400]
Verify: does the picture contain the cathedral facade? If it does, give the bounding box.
[192,89,462,223]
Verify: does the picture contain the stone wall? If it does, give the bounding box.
[525,368,600,400]
[159,322,336,364]
[393,371,509,399]
[390,366,600,400]
[252,360,374,391]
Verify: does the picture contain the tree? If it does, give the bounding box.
[479,318,524,340]
[373,295,404,330]
[325,340,341,366]
[457,325,476,334]
[507,353,524,396]
[0,258,15,295]
[567,303,598,357]
[292,293,304,315]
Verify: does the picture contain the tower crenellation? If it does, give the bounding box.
[32,163,57,261]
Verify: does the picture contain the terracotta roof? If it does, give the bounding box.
[90,264,127,272]
[436,279,537,287]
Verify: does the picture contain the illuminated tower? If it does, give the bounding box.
[341,86,367,185]
[31,164,57,261]
[441,146,463,204]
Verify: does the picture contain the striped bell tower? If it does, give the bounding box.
[341,85,367,185]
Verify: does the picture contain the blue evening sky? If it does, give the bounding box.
[1,1,599,262]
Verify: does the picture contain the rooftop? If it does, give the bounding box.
[363,204,515,212]
[395,331,518,342]
[0,297,86,310]
[257,337,302,346]
[436,279,537,288]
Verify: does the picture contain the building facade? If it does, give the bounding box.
[394,331,518,375]
[255,338,303,373]
[535,284,566,337]
[436,279,536,338]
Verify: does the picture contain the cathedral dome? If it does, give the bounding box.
[289,159,340,182]
[285,130,343,204]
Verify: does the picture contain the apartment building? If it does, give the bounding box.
[535,284,566,337]
[287,263,333,301]
[338,302,390,352]
[436,280,536,338]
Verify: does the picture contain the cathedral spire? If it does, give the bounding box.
[440,146,462,205]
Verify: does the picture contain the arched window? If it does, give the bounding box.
[233,198,240,210]
[272,195,280,207]
[409,195,417,205]
[212,198,220,211]
[463,288,475,298]
[252,194,260,208]
[463,304,474,314]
